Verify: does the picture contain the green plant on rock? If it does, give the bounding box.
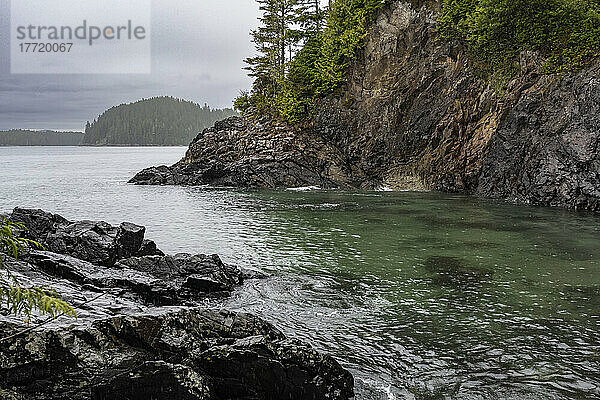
[233,90,253,114]
[438,0,600,79]
[0,219,75,319]
[240,0,600,122]
[240,0,389,123]
[314,0,387,94]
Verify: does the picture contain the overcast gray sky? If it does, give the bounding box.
[0,0,261,130]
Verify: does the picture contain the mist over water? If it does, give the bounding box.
[1,146,599,400]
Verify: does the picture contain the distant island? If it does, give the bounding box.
[82,96,237,146]
[0,130,83,146]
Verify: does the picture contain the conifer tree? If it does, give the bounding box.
[298,0,327,36]
[244,0,308,111]
[236,0,387,122]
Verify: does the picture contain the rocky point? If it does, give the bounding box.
[0,208,354,400]
[130,0,600,213]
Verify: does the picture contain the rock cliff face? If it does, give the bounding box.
[130,1,600,212]
[315,0,600,211]
[0,208,354,400]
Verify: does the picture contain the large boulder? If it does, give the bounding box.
[115,222,146,259]
[0,309,354,400]
[8,207,68,238]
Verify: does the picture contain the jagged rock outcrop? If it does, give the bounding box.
[25,251,243,305]
[9,207,164,266]
[130,117,351,188]
[475,64,600,210]
[0,208,354,399]
[0,307,354,400]
[129,1,600,212]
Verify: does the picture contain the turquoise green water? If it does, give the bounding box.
[220,190,600,400]
[1,147,599,399]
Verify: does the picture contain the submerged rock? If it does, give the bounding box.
[424,256,492,287]
[0,208,354,399]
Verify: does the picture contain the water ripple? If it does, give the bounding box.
[1,147,599,400]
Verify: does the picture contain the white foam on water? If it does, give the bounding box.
[287,186,321,191]
[355,376,413,400]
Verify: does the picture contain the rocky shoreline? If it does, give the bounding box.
[129,0,600,213]
[0,208,354,400]
[129,117,350,189]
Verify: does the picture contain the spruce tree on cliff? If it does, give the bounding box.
[235,0,385,122]
[243,0,315,114]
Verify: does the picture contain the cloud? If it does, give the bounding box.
[0,0,260,130]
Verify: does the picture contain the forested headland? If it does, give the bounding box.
[130,0,600,212]
[82,96,237,146]
[235,0,600,123]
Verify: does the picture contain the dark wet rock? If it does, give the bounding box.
[0,309,354,400]
[115,222,146,259]
[9,207,69,238]
[0,209,354,399]
[9,208,163,266]
[129,164,176,185]
[138,238,165,257]
[424,256,492,286]
[24,251,243,305]
[129,1,600,212]
[475,66,600,211]
[129,116,354,189]
[0,257,353,400]
[46,220,119,266]
[1,257,147,322]
[117,253,243,300]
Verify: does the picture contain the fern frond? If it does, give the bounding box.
[0,284,76,319]
[0,218,74,319]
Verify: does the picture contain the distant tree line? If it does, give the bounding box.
[82,96,237,146]
[0,130,83,146]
